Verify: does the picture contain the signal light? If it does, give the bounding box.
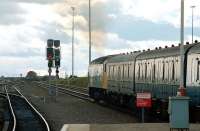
[46,39,61,78]
[48,60,54,68]
[54,49,60,59]
[55,59,60,67]
[47,47,54,60]
[54,40,60,48]
[47,39,54,47]
[47,54,53,60]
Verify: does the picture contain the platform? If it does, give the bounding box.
[61,123,200,131]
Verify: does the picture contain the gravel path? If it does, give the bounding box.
[16,81,138,131]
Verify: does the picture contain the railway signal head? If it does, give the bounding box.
[54,49,60,59]
[47,39,54,48]
[55,59,60,67]
[46,39,61,70]
[46,47,54,60]
[48,60,54,68]
[54,40,60,48]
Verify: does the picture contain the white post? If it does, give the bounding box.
[179,0,185,96]
[71,7,75,77]
[88,0,92,87]
[191,6,196,44]
[89,0,92,64]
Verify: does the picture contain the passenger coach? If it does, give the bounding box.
[89,41,200,120]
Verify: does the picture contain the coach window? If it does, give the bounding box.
[122,65,125,80]
[162,61,165,81]
[109,66,112,79]
[109,66,111,79]
[175,59,179,81]
[153,64,156,81]
[144,63,147,79]
[128,64,130,78]
[110,66,112,79]
[138,64,141,80]
[118,66,120,80]
[141,63,143,80]
[108,66,110,78]
[172,61,175,81]
[112,66,114,80]
[103,64,106,72]
[197,60,200,81]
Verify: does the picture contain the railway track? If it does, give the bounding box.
[11,80,165,122]
[32,81,167,122]
[2,84,50,131]
[39,82,88,94]
[53,83,88,92]
[33,81,92,101]
[32,81,140,115]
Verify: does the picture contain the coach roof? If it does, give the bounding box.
[106,52,141,63]
[91,55,116,64]
[136,43,195,60]
[187,42,200,54]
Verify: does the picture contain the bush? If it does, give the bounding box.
[52,77,88,88]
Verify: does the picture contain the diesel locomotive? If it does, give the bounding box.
[88,41,200,120]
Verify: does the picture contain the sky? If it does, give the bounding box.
[0,0,200,77]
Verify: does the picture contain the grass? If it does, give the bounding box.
[51,77,88,88]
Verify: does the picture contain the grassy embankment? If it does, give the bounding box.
[51,77,88,88]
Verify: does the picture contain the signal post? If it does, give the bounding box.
[46,39,61,99]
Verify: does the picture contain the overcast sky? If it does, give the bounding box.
[0,0,200,77]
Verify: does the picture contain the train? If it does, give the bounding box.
[88,40,200,120]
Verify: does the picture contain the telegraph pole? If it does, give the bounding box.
[71,7,75,77]
[191,5,196,44]
[179,0,185,96]
[89,0,92,64]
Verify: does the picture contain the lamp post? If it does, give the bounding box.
[89,0,92,64]
[178,0,185,96]
[191,5,196,44]
[71,6,75,77]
